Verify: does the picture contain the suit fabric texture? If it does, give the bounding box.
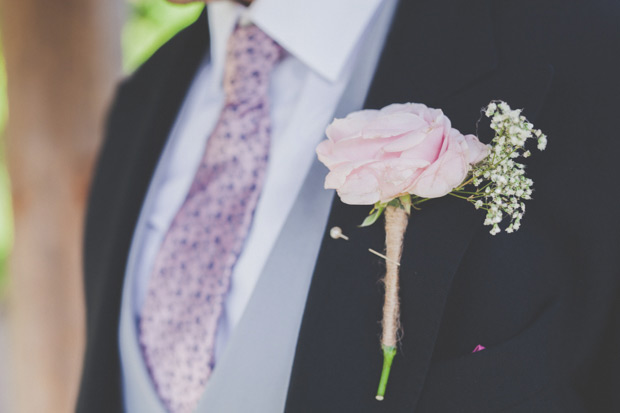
[77,1,620,412]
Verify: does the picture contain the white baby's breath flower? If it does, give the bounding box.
[463,101,547,235]
[485,102,497,116]
[537,135,547,151]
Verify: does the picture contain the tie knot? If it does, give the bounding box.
[223,24,284,104]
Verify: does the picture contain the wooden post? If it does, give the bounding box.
[0,1,123,411]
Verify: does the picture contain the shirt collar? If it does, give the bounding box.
[207,0,383,83]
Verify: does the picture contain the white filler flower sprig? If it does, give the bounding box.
[316,101,547,401]
[450,100,547,235]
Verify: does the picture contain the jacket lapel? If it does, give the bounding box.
[110,9,209,291]
[122,9,209,230]
[285,0,553,411]
[365,0,497,108]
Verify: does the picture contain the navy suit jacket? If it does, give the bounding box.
[77,1,620,411]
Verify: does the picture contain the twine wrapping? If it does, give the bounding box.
[376,205,409,400]
[381,206,408,346]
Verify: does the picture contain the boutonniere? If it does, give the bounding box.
[316,101,547,400]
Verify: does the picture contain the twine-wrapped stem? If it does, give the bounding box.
[376,205,409,401]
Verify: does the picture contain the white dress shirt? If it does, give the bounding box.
[125,0,390,362]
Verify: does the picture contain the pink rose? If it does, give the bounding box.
[316,103,489,205]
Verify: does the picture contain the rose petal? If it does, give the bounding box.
[382,130,428,152]
[380,102,429,115]
[324,160,376,189]
[399,127,446,162]
[318,135,402,168]
[408,133,469,198]
[464,134,490,164]
[362,112,427,139]
[368,158,429,201]
[326,110,381,142]
[336,167,382,205]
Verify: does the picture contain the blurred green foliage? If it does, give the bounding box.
[0,0,203,295]
[123,0,204,73]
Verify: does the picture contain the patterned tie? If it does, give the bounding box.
[139,24,284,413]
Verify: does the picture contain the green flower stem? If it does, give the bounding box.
[448,193,473,201]
[376,345,397,401]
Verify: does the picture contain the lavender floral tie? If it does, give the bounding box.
[139,25,284,413]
